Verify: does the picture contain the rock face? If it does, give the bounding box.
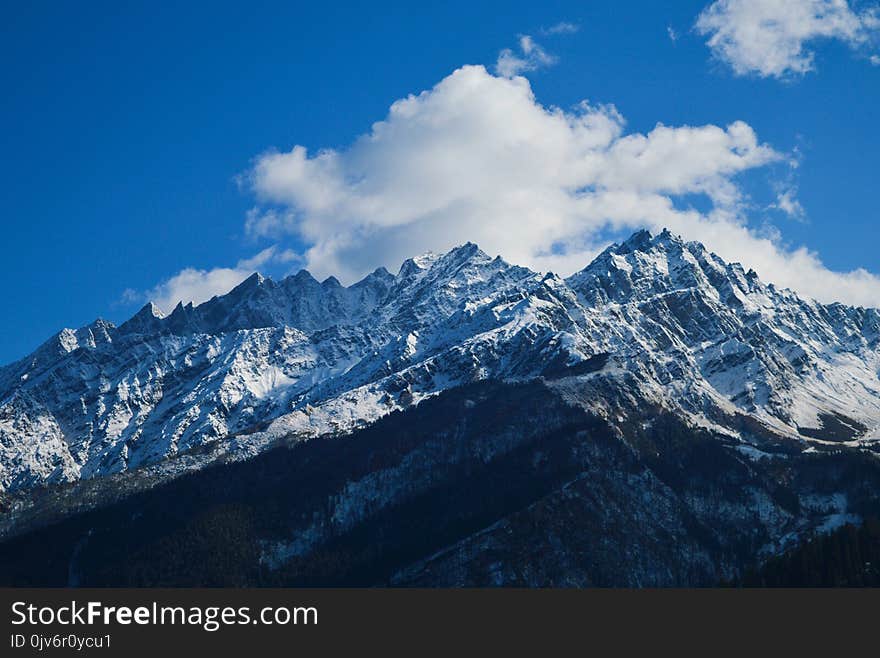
[2,229,880,495]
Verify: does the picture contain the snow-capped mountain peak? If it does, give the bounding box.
[2,229,879,494]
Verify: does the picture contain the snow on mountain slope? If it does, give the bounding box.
[566,229,880,437]
[1,229,879,493]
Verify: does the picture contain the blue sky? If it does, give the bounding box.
[2,0,879,365]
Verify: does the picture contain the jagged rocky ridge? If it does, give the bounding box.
[2,228,880,496]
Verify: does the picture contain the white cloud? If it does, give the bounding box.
[244,207,297,239]
[771,187,806,218]
[143,246,297,313]
[668,26,679,42]
[696,0,880,78]
[871,53,880,63]
[541,22,580,35]
[495,35,558,77]
[244,65,880,307]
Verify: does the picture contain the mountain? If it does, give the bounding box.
[2,229,878,496]
[2,378,880,586]
[1,229,880,585]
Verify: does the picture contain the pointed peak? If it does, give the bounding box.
[616,228,653,254]
[398,259,421,278]
[446,241,484,257]
[437,242,492,269]
[212,272,270,306]
[322,275,342,288]
[412,251,441,269]
[656,227,685,246]
[240,271,266,288]
[139,301,165,319]
[87,316,107,326]
[399,253,439,278]
[83,317,116,333]
[352,266,394,288]
[72,319,115,347]
[288,269,319,285]
[118,302,165,335]
[608,228,690,256]
[169,301,195,317]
